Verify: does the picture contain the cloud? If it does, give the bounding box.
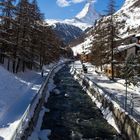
[56,0,71,7]
[72,0,85,4]
[56,0,97,7]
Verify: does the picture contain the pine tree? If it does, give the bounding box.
[30,0,44,69]
[121,54,140,110]
[15,0,37,72]
[0,0,63,73]
[91,0,118,74]
[0,0,16,70]
[91,19,109,70]
[106,0,116,80]
[124,55,140,85]
[14,0,29,72]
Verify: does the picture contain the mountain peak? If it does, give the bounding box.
[46,0,100,31]
[75,1,100,25]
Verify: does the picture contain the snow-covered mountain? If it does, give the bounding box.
[46,19,90,31]
[49,22,83,44]
[71,0,140,55]
[75,1,100,25]
[47,1,100,31]
[115,0,140,37]
[46,1,100,44]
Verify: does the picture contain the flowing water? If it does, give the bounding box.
[41,65,123,140]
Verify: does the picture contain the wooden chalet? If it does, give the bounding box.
[114,43,140,63]
[80,53,92,62]
[104,33,140,78]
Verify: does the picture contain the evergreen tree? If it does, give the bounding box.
[122,54,140,86]
[91,0,118,74]
[91,19,109,70]
[121,54,140,110]
[106,0,116,80]
[0,0,16,70]
[14,0,31,72]
[0,0,63,73]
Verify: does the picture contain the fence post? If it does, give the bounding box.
[130,93,134,115]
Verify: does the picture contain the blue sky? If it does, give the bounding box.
[37,0,125,20]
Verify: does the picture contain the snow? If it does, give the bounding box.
[71,63,120,133]
[35,107,46,131]
[0,58,68,140]
[75,1,99,25]
[70,0,140,58]
[28,107,51,140]
[53,89,61,95]
[28,61,65,140]
[0,120,21,140]
[46,1,100,31]
[47,78,56,93]
[88,91,120,133]
[46,19,91,31]
[72,61,140,122]
[136,33,140,37]
[114,43,140,53]
[102,107,120,133]
[76,3,91,19]
[0,66,44,140]
[115,0,140,37]
[72,35,93,56]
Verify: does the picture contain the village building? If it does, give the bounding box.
[114,43,140,63]
[104,33,140,78]
[80,52,92,62]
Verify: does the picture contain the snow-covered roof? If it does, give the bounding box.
[114,43,140,53]
[136,33,140,37]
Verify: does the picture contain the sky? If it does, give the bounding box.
[37,0,125,20]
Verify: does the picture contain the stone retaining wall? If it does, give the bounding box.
[73,69,140,140]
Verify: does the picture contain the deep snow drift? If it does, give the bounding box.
[0,66,45,140]
[0,59,68,140]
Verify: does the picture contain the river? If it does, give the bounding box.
[41,65,123,140]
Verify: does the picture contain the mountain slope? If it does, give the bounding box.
[71,0,140,55]
[115,0,140,37]
[49,22,83,44]
[46,1,100,44]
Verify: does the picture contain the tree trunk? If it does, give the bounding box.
[16,58,20,73]
[12,60,15,73]
[7,57,10,71]
[22,61,25,72]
